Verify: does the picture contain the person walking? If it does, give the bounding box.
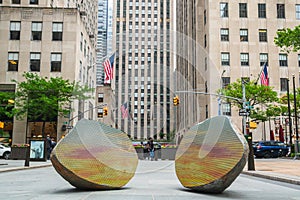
[46,135,52,160]
[148,138,155,161]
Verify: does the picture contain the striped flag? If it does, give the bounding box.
[121,102,129,119]
[103,53,115,84]
[260,63,269,86]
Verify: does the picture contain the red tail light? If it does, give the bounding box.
[257,145,262,149]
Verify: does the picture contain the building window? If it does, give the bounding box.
[52,22,63,41]
[259,29,267,42]
[12,0,20,3]
[10,21,20,40]
[204,34,207,48]
[239,3,247,18]
[31,22,42,40]
[260,53,268,66]
[98,93,104,103]
[258,3,266,18]
[8,52,19,71]
[280,78,288,92]
[222,77,230,88]
[220,3,228,18]
[204,10,206,25]
[240,29,248,42]
[0,0,2,3]
[220,28,229,41]
[298,55,300,67]
[30,53,41,72]
[296,5,300,20]
[30,0,38,4]
[240,53,249,66]
[221,53,230,66]
[277,4,285,19]
[222,103,231,116]
[80,33,83,51]
[51,53,62,72]
[279,54,288,66]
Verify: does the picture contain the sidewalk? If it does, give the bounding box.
[0,158,299,186]
[242,158,300,185]
[0,159,52,173]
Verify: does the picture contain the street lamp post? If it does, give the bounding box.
[293,75,299,159]
[218,70,226,116]
[287,79,293,146]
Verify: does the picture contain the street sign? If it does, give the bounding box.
[239,109,250,116]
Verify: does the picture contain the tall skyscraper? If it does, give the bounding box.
[97,0,109,85]
[113,0,175,140]
[176,1,300,141]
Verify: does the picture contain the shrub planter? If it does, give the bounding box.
[134,147,144,160]
[11,147,27,160]
[161,148,177,160]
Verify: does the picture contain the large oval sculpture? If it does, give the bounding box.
[51,119,138,190]
[175,116,249,193]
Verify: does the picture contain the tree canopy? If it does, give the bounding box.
[220,79,278,121]
[12,72,93,122]
[274,25,300,53]
[221,79,278,108]
[0,91,15,120]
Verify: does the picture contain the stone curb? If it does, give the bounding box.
[0,163,52,173]
[242,171,300,185]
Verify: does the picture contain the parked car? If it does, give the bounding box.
[0,143,11,160]
[252,141,289,158]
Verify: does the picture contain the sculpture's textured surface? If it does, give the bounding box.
[175,116,249,193]
[51,119,138,190]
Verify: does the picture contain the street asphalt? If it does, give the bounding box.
[0,157,299,185]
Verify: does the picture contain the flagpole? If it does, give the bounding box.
[255,62,267,85]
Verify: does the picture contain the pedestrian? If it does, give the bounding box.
[148,138,155,161]
[144,140,150,160]
[46,135,52,160]
[51,138,56,150]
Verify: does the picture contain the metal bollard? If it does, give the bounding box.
[24,146,30,167]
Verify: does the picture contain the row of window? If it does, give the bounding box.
[9,22,63,41]
[0,0,38,4]
[222,76,298,93]
[7,52,62,72]
[219,3,298,19]
[220,29,267,42]
[220,53,294,67]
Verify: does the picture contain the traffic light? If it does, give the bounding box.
[103,107,108,116]
[173,96,180,106]
[0,121,4,129]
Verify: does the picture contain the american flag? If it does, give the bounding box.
[103,53,115,84]
[260,63,269,86]
[121,102,129,119]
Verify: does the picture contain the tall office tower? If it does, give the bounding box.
[0,0,97,145]
[113,0,175,140]
[175,1,203,142]
[96,0,108,85]
[176,1,300,141]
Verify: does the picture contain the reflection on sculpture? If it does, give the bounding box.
[175,116,249,193]
[51,119,138,190]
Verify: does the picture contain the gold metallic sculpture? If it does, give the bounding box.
[175,116,249,193]
[51,119,138,190]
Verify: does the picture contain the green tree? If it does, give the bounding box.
[220,79,278,117]
[12,72,93,137]
[0,91,15,120]
[274,25,300,53]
